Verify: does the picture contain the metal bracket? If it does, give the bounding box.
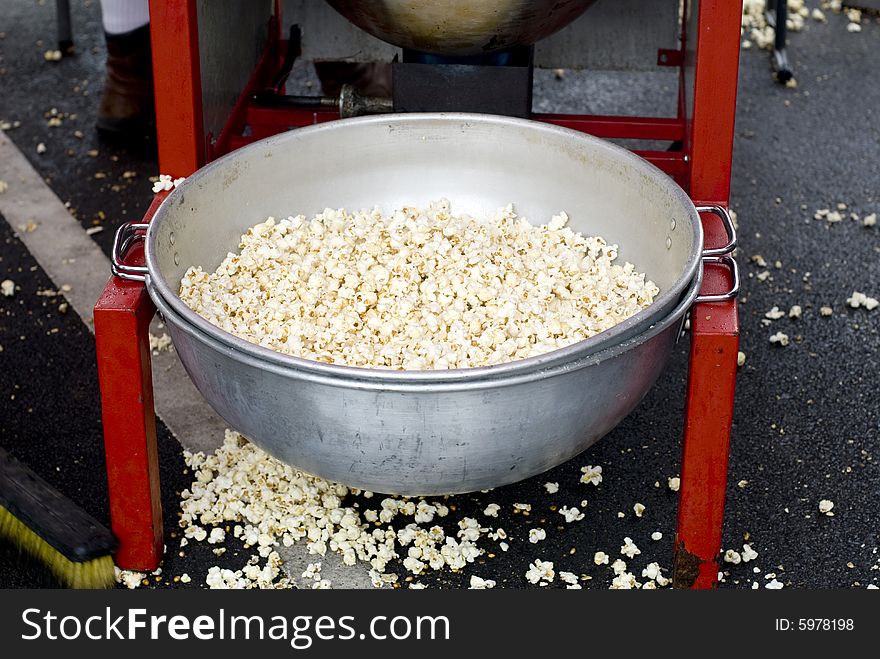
[696,205,737,256]
[657,49,683,67]
[694,205,739,303]
[695,255,740,303]
[111,222,149,282]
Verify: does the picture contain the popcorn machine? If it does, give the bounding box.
[96,0,742,589]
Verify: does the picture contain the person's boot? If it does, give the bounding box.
[96,25,155,139]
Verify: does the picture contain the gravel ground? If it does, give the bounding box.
[0,2,878,589]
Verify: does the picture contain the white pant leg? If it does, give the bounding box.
[100,0,150,35]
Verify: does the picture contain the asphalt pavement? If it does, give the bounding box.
[0,2,878,589]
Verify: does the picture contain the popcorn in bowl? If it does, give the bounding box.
[179,199,659,370]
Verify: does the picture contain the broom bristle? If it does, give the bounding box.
[0,504,116,589]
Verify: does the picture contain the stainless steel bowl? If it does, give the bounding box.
[325,0,597,56]
[151,273,699,495]
[129,114,721,495]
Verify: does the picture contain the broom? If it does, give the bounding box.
[0,446,117,588]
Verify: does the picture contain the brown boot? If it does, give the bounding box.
[96,25,155,139]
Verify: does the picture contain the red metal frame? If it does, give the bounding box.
[95,0,741,585]
[149,0,205,176]
[94,192,168,571]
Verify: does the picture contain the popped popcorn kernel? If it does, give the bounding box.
[769,331,790,347]
[178,200,658,371]
[528,528,547,544]
[525,559,555,585]
[580,465,603,486]
[469,575,496,589]
[846,291,878,311]
[620,537,641,559]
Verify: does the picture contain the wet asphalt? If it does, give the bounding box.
[0,2,878,589]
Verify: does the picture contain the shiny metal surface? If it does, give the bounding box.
[325,0,597,56]
[143,113,705,495]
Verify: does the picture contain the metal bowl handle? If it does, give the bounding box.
[695,255,739,303]
[110,222,149,282]
[692,205,739,303]
[695,205,737,256]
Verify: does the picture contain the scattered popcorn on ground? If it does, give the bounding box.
[769,331,790,346]
[819,499,835,516]
[149,332,173,354]
[642,562,670,587]
[36,142,46,154]
[737,351,747,367]
[724,549,743,565]
[543,482,559,494]
[667,477,680,492]
[620,537,641,559]
[742,544,759,563]
[633,503,645,518]
[788,305,802,319]
[115,568,146,589]
[765,306,785,320]
[528,528,547,544]
[1,279,14,297]
[847,291,878,311]
[181,430,490,588]
[558,571,580,587]
[173,429,772,590]
[469,575,496,589]
[741,0,807,51]
[580,465,603,486]
[525,559,555,585]
[864,213,877,227]
[559,506,585,523]
[766,579,784,589]
[820,306,833,317]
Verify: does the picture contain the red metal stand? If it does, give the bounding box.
[95,193,167,571]
[673,0,742,588]
[96,0,742,585]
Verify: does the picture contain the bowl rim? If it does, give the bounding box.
[145,112,703,384]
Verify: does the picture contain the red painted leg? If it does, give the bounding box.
[94,194,167,571]
[673,262,739,588]
[95,279,161,571]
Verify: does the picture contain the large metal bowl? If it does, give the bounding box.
[142,114,705,495]
[325,0,597,56]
